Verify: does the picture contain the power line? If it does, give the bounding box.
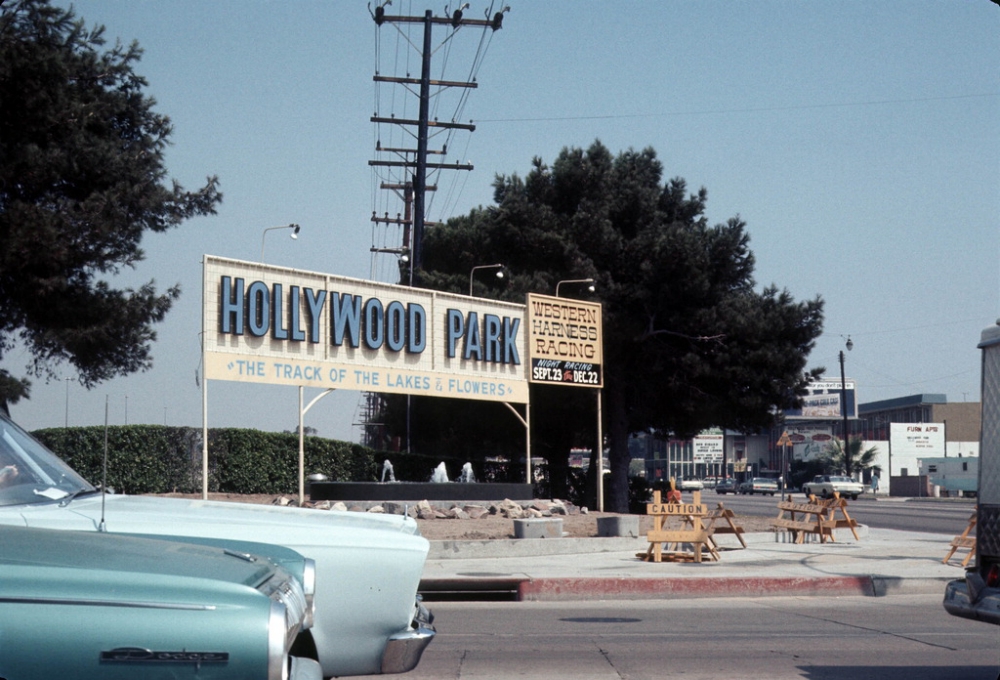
[474,92,1000,124]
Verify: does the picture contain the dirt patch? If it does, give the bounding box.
[151,493,774,540]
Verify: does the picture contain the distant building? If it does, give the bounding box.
[629,394,980,494]
[633,430,771,482]
[857,393,980,446]
[920,456,978,497]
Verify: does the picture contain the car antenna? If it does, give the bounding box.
[99,395,108,533]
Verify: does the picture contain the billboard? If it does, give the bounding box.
[202,256,528,403]
[785,379,857,420]
[890,423,945,458]
[525,293,603,387]
[785,423,835,461]
[693,429,724,464]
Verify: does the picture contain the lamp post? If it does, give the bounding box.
[469,264,504,296]
[839,335,854,476]
[555,276,600,510]
[260,223,300,262]
[555,278,595,297]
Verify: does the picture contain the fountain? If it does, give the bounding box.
[310,460,531,502]
[430,462,449,483]
[380,460,396,483]
[459,462,476,483]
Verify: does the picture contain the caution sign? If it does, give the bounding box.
[525,293,603,387]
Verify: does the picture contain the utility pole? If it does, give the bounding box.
[370,3,507,283]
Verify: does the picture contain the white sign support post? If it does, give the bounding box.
[299,387,335,506]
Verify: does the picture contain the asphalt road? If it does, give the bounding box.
[364,595,998,680]
[712,493,976,535]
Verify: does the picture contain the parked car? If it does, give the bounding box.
[715,478,737,494]
[801,474,864,500]
[738,477,779,496]
[0,411,433,678]
[0,524,320,679]
[678,478,704,491]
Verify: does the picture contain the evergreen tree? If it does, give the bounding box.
[0,0,221,409]
[413,141,825,512]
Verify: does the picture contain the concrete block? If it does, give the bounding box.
[513,518,563,539]
[596,516,640,538]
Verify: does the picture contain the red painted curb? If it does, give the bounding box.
[517,576,875,601]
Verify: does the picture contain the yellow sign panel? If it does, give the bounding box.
[525,293,603,387]
[647,503,707,516]
[202,256,528,403]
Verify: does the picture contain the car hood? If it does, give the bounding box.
[7,493,428,555]
[0,526,275,587]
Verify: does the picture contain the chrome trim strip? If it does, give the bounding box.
[0,597,215,611]
[301,558,316,629]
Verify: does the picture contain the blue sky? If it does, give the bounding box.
[5,1,998,441]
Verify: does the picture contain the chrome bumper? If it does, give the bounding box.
[380,601,436,674]
[943,577,1000,625]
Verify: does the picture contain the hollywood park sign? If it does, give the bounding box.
[203,255,528,403]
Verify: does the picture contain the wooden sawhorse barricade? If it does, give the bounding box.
[706,503,748,549]
[942,510,977,567]
[639,492,747,563]
[772,494,859,544]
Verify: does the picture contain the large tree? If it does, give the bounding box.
[412,141,824,512]
[0,0,221,409]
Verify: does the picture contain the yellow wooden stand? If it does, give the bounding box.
[704,503,747,549]
[640,490,716,563]
[942,510,977,567]
[772,493,859,544]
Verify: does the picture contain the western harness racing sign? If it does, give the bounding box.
[203,256,528,403]
[525,293,603,387]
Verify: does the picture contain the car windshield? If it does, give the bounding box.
[0,413,96,507]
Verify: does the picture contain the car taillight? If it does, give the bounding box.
[986,563,1000,588]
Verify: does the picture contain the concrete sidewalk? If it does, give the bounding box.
[419,527,966,601]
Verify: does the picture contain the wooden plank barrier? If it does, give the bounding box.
[705,503,747,549]
[942,510,977,568]
[640,490,717,563]
[771,493,859,544]
[816,495,860,541]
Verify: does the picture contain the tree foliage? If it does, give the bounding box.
[408,141,825,511]
[821,437,881,478]
[0,0,221,407]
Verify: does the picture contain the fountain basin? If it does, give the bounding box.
[309,482,533,503]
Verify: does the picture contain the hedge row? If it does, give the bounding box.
[29,425,527,496]
[31,425,378,495]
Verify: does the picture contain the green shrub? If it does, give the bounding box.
[32,425,383,495]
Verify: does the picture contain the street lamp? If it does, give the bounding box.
[260,223,300,262]
[469,264,504,296]
[555,278,596,297]
[370,247,410,282]
[839,335,853,475]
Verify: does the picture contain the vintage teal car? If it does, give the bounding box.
[0,524,320,679]
[0,411,433,677]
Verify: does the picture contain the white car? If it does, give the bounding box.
[0,412,433,678]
